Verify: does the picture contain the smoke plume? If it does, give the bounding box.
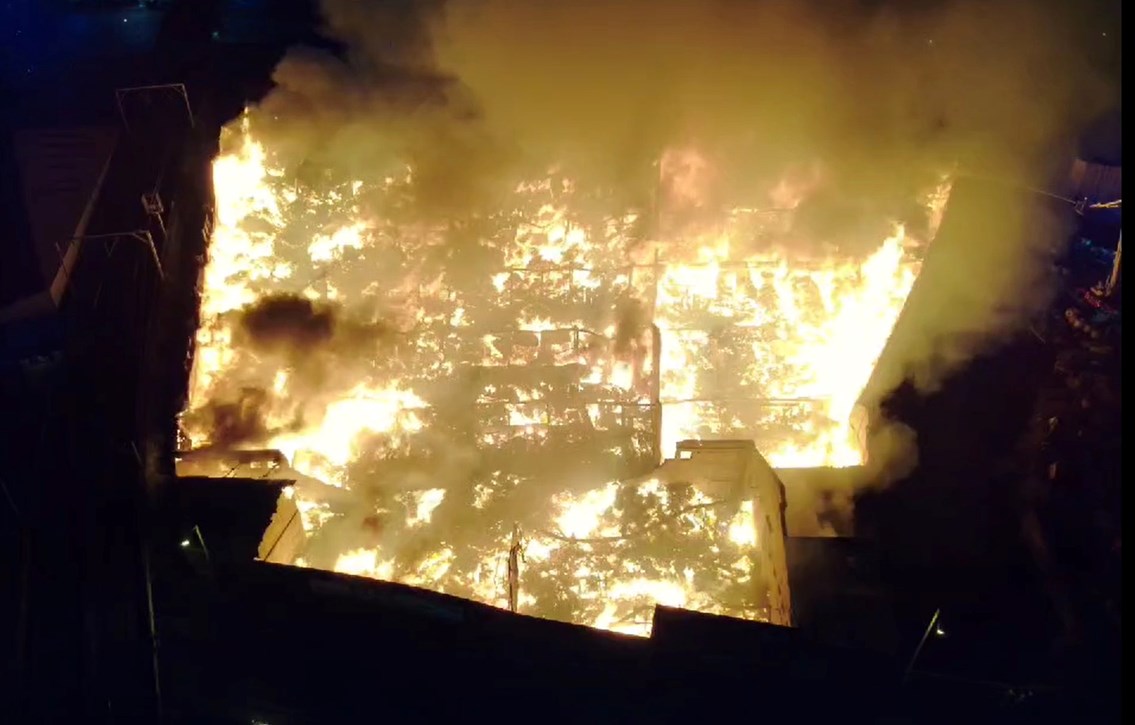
[187,293,406,449]
[248,0,1112,205]
[240,294,335,351]
[223,0,1113,521]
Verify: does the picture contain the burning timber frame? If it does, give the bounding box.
[187,252,848,472]
[431,236,850,463]
[176,189,814,633]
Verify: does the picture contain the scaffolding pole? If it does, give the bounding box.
[650,324,663,463]
[507,524,523,613]
[1106,232,1121,298]
[57,231,165,287]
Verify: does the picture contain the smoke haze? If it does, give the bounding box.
[249,0,1111,208]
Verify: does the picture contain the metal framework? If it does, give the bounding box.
[55,230,164,287]
[115,83,195,133]
[487,250,844,443]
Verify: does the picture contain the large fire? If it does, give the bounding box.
[182,114,948,636]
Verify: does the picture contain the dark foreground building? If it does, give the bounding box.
[152,475,1071,725]
[850,174,1120,719]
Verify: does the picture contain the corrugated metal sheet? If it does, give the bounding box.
[1067,159,1121,203]
[1,126,117,322]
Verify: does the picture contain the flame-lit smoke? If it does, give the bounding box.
[181,0,1112,634]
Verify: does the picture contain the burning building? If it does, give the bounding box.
[175,113,946,636]
[166,0,1114,640]
[5,2,1117,722]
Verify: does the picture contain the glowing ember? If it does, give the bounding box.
[182,115,945,635]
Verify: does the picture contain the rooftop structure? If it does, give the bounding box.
[0,126,118,323]
[175,438,793,633]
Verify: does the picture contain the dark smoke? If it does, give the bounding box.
[190,293,408,451]
[202,387,273,448]
[239,294,335,351]
[612,299,651,358]
[236,293,402,368]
